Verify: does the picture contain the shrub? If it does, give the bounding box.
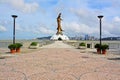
[8,44,16,49]
[79,42,86,46]
[15,43,23,48]
[101,44,109,50]
[94,44,101,49]
[30,42,38,46]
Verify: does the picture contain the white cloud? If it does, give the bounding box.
[0,25,7,32]
[33,26,55,35]
[113,16,120,22]
[64,22,99,35]
[15,24,23,31]
[70,8,98,26]
[0,0,39,13]
[10,23,55,35]
[102,30,117,37]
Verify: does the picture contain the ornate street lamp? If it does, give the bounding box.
[12,15,18,44]
[97,15,104,54]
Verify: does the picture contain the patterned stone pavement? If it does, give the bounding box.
[0,41,120,80]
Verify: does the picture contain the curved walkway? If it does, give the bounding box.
[0,41,120,80]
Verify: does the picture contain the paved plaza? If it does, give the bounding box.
[0,41,120,80]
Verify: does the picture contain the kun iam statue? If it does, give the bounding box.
[50,13,69,40]
[56,13,63,35]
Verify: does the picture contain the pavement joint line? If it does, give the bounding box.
[28,72,78,80]
[13,70,28,80]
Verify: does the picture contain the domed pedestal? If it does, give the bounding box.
[50,34,69,40]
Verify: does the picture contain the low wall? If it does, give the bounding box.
[0,40,54,48]
[64,40,120,49]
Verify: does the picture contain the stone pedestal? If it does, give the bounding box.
[50,34,69,40]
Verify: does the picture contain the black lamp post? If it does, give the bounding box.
[97,15,103,54]
[12,15,17,44]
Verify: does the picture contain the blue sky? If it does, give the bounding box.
[0,0,120,39]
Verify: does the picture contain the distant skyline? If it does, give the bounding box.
[0,0,120,39]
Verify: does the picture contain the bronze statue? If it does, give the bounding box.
[56,13,63,35]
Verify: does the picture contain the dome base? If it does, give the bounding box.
[50,34,69,41]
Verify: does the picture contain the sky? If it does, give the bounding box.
[0,0,120,39]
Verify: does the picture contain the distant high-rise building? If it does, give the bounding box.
[85,35,89,40]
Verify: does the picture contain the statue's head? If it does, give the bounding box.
[59,13,61,16]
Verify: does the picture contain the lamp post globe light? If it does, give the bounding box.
[97,15,103,54]
[12,15,18,44]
